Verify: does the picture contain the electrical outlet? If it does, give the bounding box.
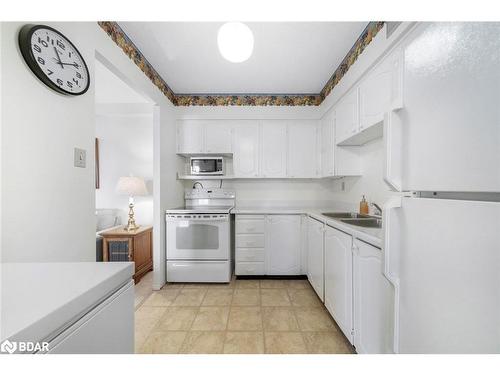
[74,148,86,168]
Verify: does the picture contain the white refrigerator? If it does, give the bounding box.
[382,22,500,353]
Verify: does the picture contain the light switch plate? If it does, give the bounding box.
[74,148,86,168]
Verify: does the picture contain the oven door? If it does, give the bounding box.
[166,214,230,260]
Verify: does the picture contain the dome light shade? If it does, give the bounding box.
[217,22,254,63]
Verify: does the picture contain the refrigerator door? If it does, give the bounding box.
[384,197,500,353]
[384,22,500,193]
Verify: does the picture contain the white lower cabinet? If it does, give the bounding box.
[235,214,303,276]
[324,225,353,344]
[306,215,394,353]
[265,215,301,275]
[307,216,325,302]
[353,239,394,354]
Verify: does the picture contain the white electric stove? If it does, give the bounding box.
[165,189,235,283]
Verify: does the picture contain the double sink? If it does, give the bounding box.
[321,212,382,228]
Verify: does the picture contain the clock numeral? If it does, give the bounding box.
[56,78,63,86]
[47,69,53,76]
[72,78,79,85]
[76,72,82,79]
[67,81,73,88]
[56,40,65,50]
[37,56,45,65]
[69,52,72,58]
[38,37,48,48]
[33,44,42,53]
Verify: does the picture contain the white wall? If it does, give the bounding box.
[329,138,396,211]
[183,178,335,208]
[95,113,154,226]
[1,22,97,262]
[1,22,185,273]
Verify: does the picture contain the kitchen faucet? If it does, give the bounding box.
[193,181,204,189]
[371,202,382,216]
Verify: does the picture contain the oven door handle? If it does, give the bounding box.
[166,216,228,222]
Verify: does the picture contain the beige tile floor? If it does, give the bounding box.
[134,275,355,354]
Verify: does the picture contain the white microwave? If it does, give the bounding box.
[190,157,224,175]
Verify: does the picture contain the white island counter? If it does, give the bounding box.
[1,262,134,354]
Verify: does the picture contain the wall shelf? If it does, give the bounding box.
[337,119,383,146]
[176,173,360,181]
[177,173,235,180]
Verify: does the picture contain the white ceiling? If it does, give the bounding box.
[118,22,368,94]
[95,59,151,103]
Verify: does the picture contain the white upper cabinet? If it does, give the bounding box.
[233,122,260,178]
[177,121,232,154]
[335,89,359,145]
[177,121,204,154]
[265,215,301,275]
[261,121,287,178]
[353,239,394,354]
[324,226,353,344]
[287,120,319,178]
[321,111,335,177]
[359,48,403,130]
[204,122,233,154]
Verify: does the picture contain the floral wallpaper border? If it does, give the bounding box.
[98,21,384,106]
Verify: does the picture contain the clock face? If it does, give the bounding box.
[19,25,90,95]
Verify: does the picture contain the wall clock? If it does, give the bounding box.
[18,24,90,96]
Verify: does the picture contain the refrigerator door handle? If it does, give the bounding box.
[383,111,403,192]
[382,196,402,354]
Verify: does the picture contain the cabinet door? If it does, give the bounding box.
[233,122,260,178]
[287,121,319,178]
[265,215,301,275]
[261,121,287,178]
[359,49,402,130]
[177,121,203,154]
[307,217,324,301]
[324,226,353,343]
[335,89,359,145]
[321,111,335,177]
[353,239,394,354]
[204,122,233,154]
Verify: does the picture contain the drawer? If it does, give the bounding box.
[236,248,265,262]
[235,262,265,275]
[235,234,265,248]
[236,220,265,234]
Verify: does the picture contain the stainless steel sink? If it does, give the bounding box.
[322,212,371,219]
[340,218,382,228]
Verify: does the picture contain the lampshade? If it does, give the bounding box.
[116,176,148,197]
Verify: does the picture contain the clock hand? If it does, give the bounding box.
[59,62,80,68]
[53,47,64,69]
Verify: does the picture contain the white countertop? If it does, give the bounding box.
[1,262,134,343]
[232,207,382,247]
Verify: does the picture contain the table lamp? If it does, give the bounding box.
[116,176,148,231]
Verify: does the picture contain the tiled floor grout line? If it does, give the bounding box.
[258,284,267,354]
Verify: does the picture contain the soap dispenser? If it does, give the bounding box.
[359,195,369,215]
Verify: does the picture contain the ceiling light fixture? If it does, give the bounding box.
[217,22,254,63]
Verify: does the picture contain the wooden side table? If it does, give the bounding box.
[100,226,153,283]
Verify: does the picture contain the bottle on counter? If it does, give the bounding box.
[359,195,369,215]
